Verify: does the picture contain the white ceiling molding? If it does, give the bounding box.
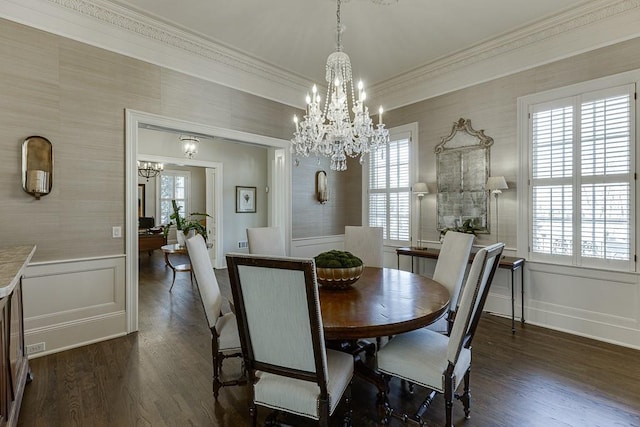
[369,0,640,109]
[0,0,312,108]
[1,0,639,111]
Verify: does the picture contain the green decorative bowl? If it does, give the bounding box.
[316,265,364,290]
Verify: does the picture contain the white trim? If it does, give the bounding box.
[2,0,640,110]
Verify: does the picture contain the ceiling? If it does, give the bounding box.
[110,0,593,88]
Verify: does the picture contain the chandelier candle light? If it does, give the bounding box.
[291,0,389,171]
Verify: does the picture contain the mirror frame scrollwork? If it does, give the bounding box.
[434,118,493,234]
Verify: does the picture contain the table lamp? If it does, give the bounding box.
[413,182,429,249]
[486,176,508,243]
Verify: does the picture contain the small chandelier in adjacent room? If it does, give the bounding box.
[137,161,163,181]
[180,135,199,159]
[291,0,389,171]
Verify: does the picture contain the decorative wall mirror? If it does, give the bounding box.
[22,135,53,200]
[435,118,493,233]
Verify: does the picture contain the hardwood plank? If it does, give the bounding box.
[18,250,640,426]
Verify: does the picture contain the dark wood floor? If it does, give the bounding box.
[18,250,640,426]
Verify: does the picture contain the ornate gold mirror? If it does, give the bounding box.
[22,135,53,200]
[435,118,493,233]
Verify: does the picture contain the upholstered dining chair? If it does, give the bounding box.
[226,253,354,426]
[428,231,475,334]
[246,226,286,256]
[344,226,383,267]
[376,242,505,426]
[185,234,244,399]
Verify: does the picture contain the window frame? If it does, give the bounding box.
[362,122,419,247]
[517,70,638,272]
[157,169,192,226]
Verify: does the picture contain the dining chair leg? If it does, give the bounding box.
[444,376,454,427]
[461,368,471,419]
[250,403,258,427]
[211,338,221,399]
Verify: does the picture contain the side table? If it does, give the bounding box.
[161,244,193,292]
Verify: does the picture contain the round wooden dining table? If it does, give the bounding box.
[319,267,450,341]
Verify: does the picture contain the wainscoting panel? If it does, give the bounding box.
[291,235,346,258]
[21,256,127,357]
[525,261,640,349]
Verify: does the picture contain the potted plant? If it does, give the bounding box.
[164,200,211,245]
[439,218,478,242]
[314,250,364,289]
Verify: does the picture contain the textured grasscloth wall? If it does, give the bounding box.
[0,18,357,261]
[292,156,362,239]
[384,36,640,249]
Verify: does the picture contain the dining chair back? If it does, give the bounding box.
[226,253,353,426]
[344,226,383,268]
[376,242,505,426]
[246,226,286,256]
[429,231,475,334]
[185,234,244,399]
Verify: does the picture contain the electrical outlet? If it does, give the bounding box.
[26,342,45,355]
[112,226,122,238]
[238,240,248,249]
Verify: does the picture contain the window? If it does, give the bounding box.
[159,170,191,225]
[365,124,416,245]
[524,79,636,271]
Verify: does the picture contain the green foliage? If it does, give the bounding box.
[314,250,363,268]
[441,218,478,236]
[163,200,211,240]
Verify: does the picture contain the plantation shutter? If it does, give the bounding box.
[368,132,411,244]
[529,84,634,269]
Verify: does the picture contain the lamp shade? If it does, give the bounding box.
[413,182,429,195]
[486,176,508,191]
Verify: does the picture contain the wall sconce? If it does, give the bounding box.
[413,182,429,248]
[486,176,508,243]
[316,170,329,204]
[22,136,53,200]
[179,135,199,159]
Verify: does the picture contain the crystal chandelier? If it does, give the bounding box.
[180,135,199,159]
[291,0,389,171]
[137,161,163,181]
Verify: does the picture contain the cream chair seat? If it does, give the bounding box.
[246,226,286,255]
[376,243,505,426]
[428,231,475,334]
[226,253,353,426]
[185,234,244,399]
[344,226,383,267]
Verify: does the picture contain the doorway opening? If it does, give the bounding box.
[125,109,292,333]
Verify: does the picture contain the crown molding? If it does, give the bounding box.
[1,0,639,111]
[0,0,312,108]
[370,0,640,109]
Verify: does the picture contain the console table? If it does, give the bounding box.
[396,246,525,333]
[0,245,34,426]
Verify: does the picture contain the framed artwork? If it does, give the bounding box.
[236,186,256,213]
[138,184,145,217]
